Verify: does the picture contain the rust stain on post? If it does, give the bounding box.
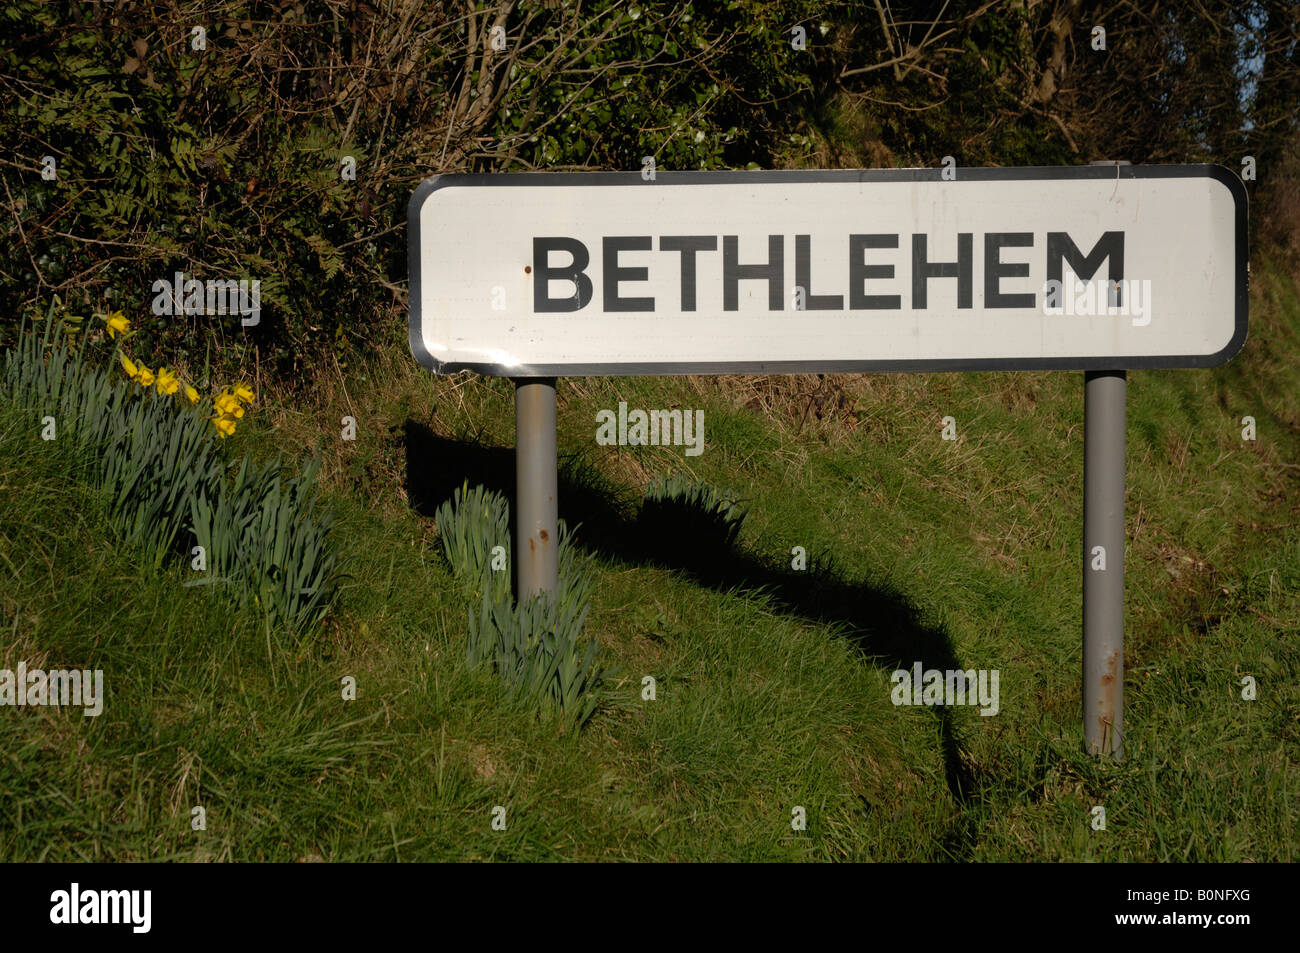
[1098,650,1120,751]
[515,378,559,598]
[1098,715,1114,749]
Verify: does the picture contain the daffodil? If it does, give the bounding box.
[214,417,237,438]
[232,382,255,404]
[119,353,140,380]
[136,363,155,387]
[104,310,130,339]
[214,393,244,418]
[184,384,200,404]
[155,367,179,396]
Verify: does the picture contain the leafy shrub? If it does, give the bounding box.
[0,0,832,384]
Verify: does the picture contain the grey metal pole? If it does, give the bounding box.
[1083,369,1125,758]
[514,378,559,600]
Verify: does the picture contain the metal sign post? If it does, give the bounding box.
[1083,369,1126,757]
[514,378,559,599]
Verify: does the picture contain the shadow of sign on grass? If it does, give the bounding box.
[403,420,980,821]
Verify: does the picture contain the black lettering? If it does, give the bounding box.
[533,237,593,312]
[912,233,973,309]
[795,235,844,310]
[723,235,784,311]
[984,233,1035,308]
[1046,231,1124,304]
[849,234,901,310]
[659,236,717,311]
[602,236,655,312]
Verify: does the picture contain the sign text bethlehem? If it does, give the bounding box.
[407,167,1245,377]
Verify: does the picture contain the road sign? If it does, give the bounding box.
[408,166,1247,378]
[407,163,1249,760]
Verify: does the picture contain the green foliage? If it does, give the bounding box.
[0,1,404,375]
[3,0,1295,392]
[95,389,224,564]
[436,480,606,725]
[190,455,339,633]
[467,588,607,729]
[491,0,829,173]
[641,472,748,551]
[436,479,592,609]
[0,0,838,382]
[435,481,513,605]
[1,312,224,565]
[1,313,340,635]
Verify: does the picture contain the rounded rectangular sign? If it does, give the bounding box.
[408,166,1247,377]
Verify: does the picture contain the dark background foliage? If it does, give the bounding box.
[2,0,1297,383]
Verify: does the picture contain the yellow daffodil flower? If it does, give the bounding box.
[214,417,237,438]
[232,382,255,404]
[184,384,200,404]
[136,364,155,387]
[214,394,245,418]
[119,353,140,380]
[104,311,130,339]
[155,367,179,396]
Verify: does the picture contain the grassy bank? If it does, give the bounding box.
[1,254,1296,862]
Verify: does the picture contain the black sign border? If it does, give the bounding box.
[408,165,1249,377]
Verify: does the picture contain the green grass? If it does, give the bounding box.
[0,255,1296,861]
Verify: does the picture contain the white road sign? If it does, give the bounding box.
[408,167,1247,376]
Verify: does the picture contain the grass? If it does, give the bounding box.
[0,252,1296,861]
